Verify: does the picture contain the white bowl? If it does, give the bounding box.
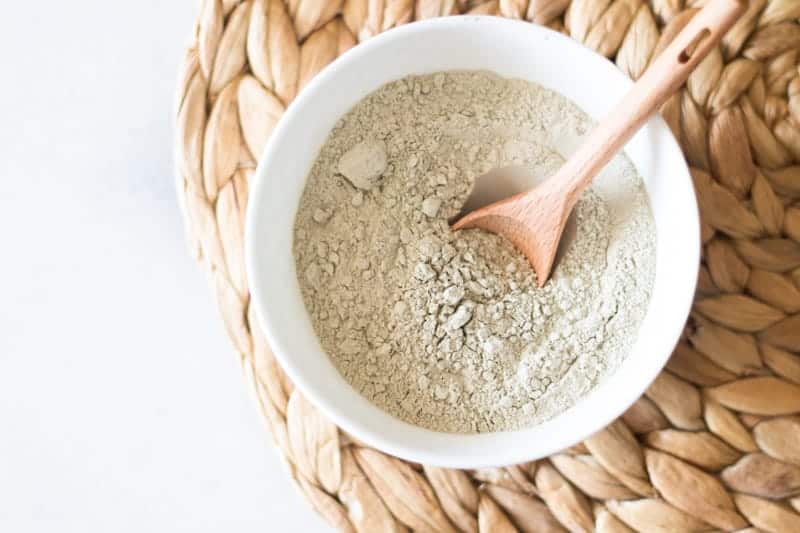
[246,16,699,468]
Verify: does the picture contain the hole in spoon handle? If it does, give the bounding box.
[678,28,711,64]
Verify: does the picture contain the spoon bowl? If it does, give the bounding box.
[453,165,579,269]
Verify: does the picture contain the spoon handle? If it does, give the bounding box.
[554,0,745,202]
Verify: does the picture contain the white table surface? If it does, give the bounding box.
[0,1,327,531]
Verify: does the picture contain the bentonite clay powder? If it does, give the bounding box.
[292,71,656,433]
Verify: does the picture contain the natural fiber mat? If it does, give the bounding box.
[174,0,800,530]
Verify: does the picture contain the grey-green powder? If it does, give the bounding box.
[292,71,656,433]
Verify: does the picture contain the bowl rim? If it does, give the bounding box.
[245,15,699,468]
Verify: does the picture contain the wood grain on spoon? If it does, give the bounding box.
[451,0,745,287]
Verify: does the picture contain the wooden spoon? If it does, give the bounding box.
[451,0,744,287]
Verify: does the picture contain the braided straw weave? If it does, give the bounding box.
[174,0,800,530]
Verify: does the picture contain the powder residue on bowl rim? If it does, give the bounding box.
[292,71,656,433]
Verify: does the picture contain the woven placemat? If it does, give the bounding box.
[174,0,800,530]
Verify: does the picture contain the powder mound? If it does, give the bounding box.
[338,139,387,190]
[292,71,656,433]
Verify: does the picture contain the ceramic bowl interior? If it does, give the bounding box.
[246,16,699,468]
